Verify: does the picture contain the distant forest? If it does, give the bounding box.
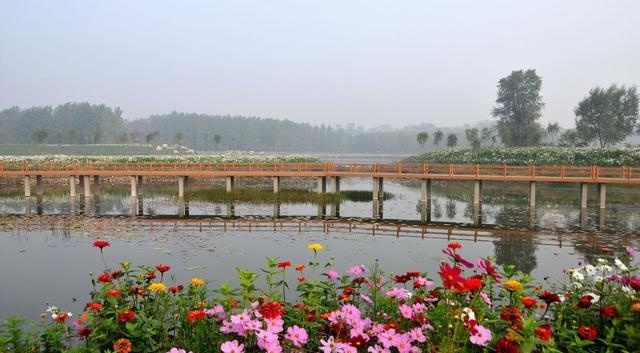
[0,103,478,153]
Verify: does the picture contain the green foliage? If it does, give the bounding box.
[446,133,458,148]
[410,146,640,166]
[417,132,429,148]
[575,85,640,148]
[492,69,545,146]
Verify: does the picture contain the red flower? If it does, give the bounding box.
[111,269,124,279]
[463,277,483,292]
[627,277,640,290]
[187,309,206,322]
[601,247,613,254]
[477,258,502,281]
[259,301,285,319]
[77,327,91,339]
[577,294,593,309]
[394,274,411,283]
[93,240,110,249]
[538,290,561,304]
[97,272,112,283]
[535,324,553,341]
[577,325,598,341]
[118,309,135,323]
[168,285,184,294]
[297,276,305,282]
[54,312,70,322]
[438,263,463,290]
[295,264,305,272]
[277,261,291,268]
[500,306,523,329]
[106,289,121,297]
[495,337,519,353]
[348,335,368,350]
[155,264,170,273]
[448,241,462,250]
[146,271,156,280]
[521,297,537,308]
[602,305,619,318]
[86,302,103,311]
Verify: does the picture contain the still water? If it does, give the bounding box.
[1,177,639,321]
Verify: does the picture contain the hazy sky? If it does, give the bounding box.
[1,1,639,129]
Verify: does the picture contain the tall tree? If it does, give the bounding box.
[446,133,458,148]
[574,85,639,148]
[416,132,429,149]
[545,122,560,145]
[492,69,545,146]
[433,130,444,148]
[465,128,481,149]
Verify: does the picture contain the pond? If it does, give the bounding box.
[1,177,639,322]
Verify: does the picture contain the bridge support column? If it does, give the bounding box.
[36,175,43,196]
[83,176,91,196]
[273,176,280,194]
[93,175,100,195]
[137,176,144,197]
[598,183,607,209]
[330,177,340,194]
[420,179,432,204]
[24,176,31,197]
[580,183,588,209]
[273,201,281,218]
[226,176,235,193]
[330,202,340,217]
[130,176,138,197]
[373,199,383,219]
[529,181,536,208]
[178,176,189,198]
[317,177,326,194]
[373,177,384,200]
[473,180,483,207]
[69,176,76,197]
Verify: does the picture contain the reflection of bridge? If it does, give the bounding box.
[1,162,639,218]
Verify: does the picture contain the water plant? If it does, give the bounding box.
[1,239,639,353]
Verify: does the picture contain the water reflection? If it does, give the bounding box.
[494,234,538,274]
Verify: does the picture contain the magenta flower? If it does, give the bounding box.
[327,270,339,281]
[220,340,244,353]
[627,246,636,258]
[320,336,337,353]
[443,248,474,268]
[285,325,308,347]
[399,304,413,319]
[469,324,492,346]
[347,265,367,276]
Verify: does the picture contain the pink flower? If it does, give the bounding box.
[386,287,411,300]
[327,270,339,281]
[399,304,413,319]
[408,327,426,343]
[285,325,308,347]
[627,246,636,258]
[393,333,414,353]
[320,336,337,353]
[220,340,244,353]
[469,324,492,346]
[347,265,367,277]
[256,329,279,350]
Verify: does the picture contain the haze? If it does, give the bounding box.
[1,0,638,129]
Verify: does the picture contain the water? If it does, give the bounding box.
[1,177,639,321]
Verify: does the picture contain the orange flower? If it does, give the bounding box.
[113,338,132,353]
[190,277,205,287]
[295,264,305,272]
[520,297,537,308]
[447,242,462,250]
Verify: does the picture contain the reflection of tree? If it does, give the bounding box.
[445,197,457,219]
[493,206,531,229]
[433,199,443,218]
[493,233,538,274]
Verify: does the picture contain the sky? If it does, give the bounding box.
[1,1,639,130]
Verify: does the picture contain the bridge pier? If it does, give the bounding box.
[178,176,189,198]
[137,176,144,197]
[226,176,235,193]
[93,175,100,195]
[24,176,31,197]
[273,176,280,193]
[473,180,482,207]
[69,176,76,197]
[580,183,588,208]
[83,176,91,197]
[529,181,536,208]
[373,177,384,200]
[330,176,340,194]
[373,199,383,219]
[317,177,327,194]
[130,176,138,197]
[35,175,43,196]
[598,183,607,209]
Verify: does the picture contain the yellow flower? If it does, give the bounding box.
[503,279,522,292]
[148,282,166,292]
[113,338,132,353]
[191,277,205,287]
[308,243,324,252]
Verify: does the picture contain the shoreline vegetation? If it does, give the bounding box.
[1,240,638,353]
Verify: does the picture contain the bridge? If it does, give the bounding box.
[1,162,639,215]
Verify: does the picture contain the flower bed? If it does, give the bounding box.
[1,241,639,353]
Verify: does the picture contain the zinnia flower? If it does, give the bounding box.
[190,277,204,286]
[86,302,103,311]
[538,290,561,304]
[259,301,285,319]
[107,289,122,297]
[155,264,171,273]
[93,240,110,249]
[97,272,112,283]
[113,338,132,353]
[149,282,167,292]
[577,325,598,340]
[187,309,206,322]
[503,279,522,292]
[521,297,537,308]
[277,261,291,268]
[577,294,593,308]
[535,324,553,341]
[307,243,323,252]
[118,309,135,323]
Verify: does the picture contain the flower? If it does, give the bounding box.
[113,338,132,353]
[221,340,245,353]
[503,279,522,292]
[538,290,561,304]
[577,325,599,340]
[190,277,204,286]
[477,258,502,281]
[521,297,537,308]
[308,243,323,252]
[448,241,462,250]
[259,301,285,319]
[495,336,519,353]
[106,289,121,297]
[535,324,553,341]
[93,240,110,249]
[118,309,135,323]
[438,263,463,290]
[276,261,291,268]
[285,325,308,347]
[169,285,184,293]
[463,277,483,292]
[155,264,171,273]
[577,294,594,308]
[97,272,112,283]
[86,302,103,311]
[295,264,305,272]
[187,309,206,322]
[602,305,619,318]
[469,324,492,346]
[149,282,167,292]
[167,348,193,353]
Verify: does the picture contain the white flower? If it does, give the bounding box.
[584,265,597,276]
[585,292,600,303]
[570,269,585,281]
[614,258,629,272]
[597,258,607,265]
[621,285,634,296]
[460,307,476,322]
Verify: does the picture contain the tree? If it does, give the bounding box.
[492,69,545,146]
[416,132,429,149]
[545,122,560,145]
[465,128,481,149]
[175,132,184,144]
[574,85,639,148]
[213,134,222,151]
[145,131,159,144]
[446,133,458,148]
[480,127,497,147]
[433,130,444,147]
[32,129,48,144]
